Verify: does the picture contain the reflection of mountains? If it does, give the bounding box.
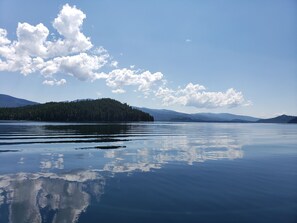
[0,170,105,223]
[44,124,131,135]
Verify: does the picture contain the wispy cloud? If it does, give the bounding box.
[110,60,118,68]
[0,4,251,109]
[111,89,126,94]
[43,79,66,86]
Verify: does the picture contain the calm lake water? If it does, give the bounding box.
[0,121,296,223]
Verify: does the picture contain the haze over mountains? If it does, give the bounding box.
[137,107,259,122]
[257,115,297,124]
[0,94,296,123]
[0,94,38,108]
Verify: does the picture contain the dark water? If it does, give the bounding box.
[0,121,296,223]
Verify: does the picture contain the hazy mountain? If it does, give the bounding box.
[137,108,192,121]
[137,107,259,122]
[190,113,259,122]
[289,117,297,123]
[0,94,38,108]
[257,115,297,123]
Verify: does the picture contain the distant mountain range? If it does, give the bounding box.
[0,94,38,108]
[136,107,259,122]
[0,94,296,123]
[135,108,296,123]
[257,115,297,124]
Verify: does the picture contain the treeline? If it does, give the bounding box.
[0,98,154,122]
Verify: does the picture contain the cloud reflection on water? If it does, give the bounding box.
[40,153,64,170]
[101,133,243,173]
[0,170,104,223]
[0,123,245,222]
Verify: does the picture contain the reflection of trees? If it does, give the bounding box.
[44,124,131,136]
[0,171,105,223]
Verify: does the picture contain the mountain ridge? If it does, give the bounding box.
[0,94,38,108]
[136,107,259,122]
[257,114,297,123]
[0,94,296,123]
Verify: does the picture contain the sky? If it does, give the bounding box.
[0,0,296,118]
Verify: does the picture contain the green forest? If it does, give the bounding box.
[0,98,154,122]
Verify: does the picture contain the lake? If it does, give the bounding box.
[0,121,296,223]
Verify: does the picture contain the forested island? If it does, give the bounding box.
[0,98,153,122]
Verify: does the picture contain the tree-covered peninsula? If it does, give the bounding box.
[0,98,154,122]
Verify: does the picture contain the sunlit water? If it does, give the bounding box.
[0,121,296,223]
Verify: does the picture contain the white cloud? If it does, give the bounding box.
[156,83,249,108]
[0,4,251,109]
[51,53,108,81]
[43,78,66,86]
[110,60,118,68]
[49,3,92,56]
[0,4,108,81]
[105,68,164,94]
[112,89,126,94]
[0,29,11,45]
[16,22,49,58]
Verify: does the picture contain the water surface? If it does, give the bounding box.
[0,121,296,223]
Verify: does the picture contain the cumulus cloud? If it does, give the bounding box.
[0,4,251,109]
[104,68,164,94]
[44,52,108,80]
[0,4,108,81]
[0,4,163,94]
[51,3,92,56]
[156,83,249,108]
[16,22,49,58]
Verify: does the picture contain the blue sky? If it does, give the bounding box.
[0,0,296,117]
